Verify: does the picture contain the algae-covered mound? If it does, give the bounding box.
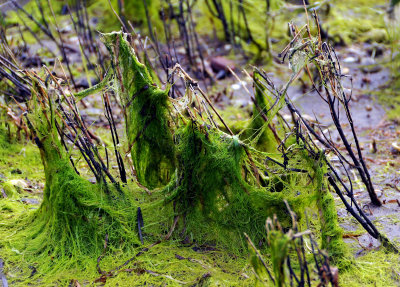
[50,31,347,260]
[0,78,141,276]
[102,31,175,189]
[162,120,346,258]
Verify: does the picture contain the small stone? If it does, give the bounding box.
[343,57,358,64]
[20,198,40,205]
[224,44,232,51]
[361,58,382,73]
[60,25,72,34]
[342,67,350,74]
[365,105,372,112]
[210,56,235,73]
[8,179,28,190]
[390,142,400,155]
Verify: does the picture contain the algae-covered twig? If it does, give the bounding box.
[0,68,142,278]
[281,19,381,206]
[247,202,339,287]
[102,31,176,189]
[255,20,396,250]
[248,46,398,256]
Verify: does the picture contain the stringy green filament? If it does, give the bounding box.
[102,32,175,189]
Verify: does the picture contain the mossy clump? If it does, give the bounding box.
[163,122,278,251]
[162,121,347,257]
[102,31,175,189]
[0,80,141,280]
[307,150,350,263]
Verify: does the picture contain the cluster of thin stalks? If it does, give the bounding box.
[246,201,338,287]
[273,14,396,249]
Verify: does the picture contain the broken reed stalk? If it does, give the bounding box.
[47,0,77,90]
[65,2,97,79]
[102,89,127,183]
[238,0,263,52]
[320,43,380,206]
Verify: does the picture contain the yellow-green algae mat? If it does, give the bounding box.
[0,139,399,286]
[0,129,249,286]
[0,106,399,287]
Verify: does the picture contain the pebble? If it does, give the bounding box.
[361,58,382,73]
[342,67,350,74]
[390,142,400,155]
[210,56,235,73]
[60,25,73,34]
[343,56,358,63]
[21,198,40,205]
[224,44,232,51]
[231,83,241,90]
[231,81,247,90]
[8,179,28,190]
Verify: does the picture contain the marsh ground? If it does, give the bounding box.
[1,0,400,286]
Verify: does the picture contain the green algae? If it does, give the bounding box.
[319,0,388,45]
[101,31,175,189]
[308,151,350,264]
[0,38,352,285]
[0,82,395,287]
[339,250,400,286]
[240,73,280,153]
[0,78,143,285]
[0,126,43,183]
[159,119,348,261]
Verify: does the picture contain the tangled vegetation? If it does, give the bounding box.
[0,0,400,286]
